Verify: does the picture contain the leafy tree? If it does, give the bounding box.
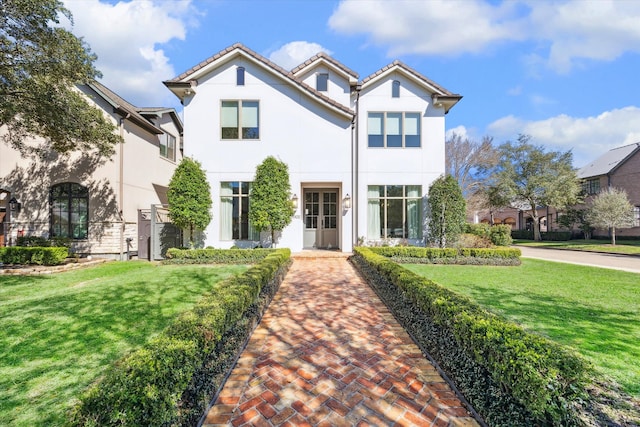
[558,207,593,239]
[249,156,294,247]
[585,187,635,245]
[1,0,120,156]
[494,135,580,241]
[469,182,511,225]
[428,174,466,248]
[167,158,212,247]
[446,133,498,199]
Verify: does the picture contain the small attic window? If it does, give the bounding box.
[237,67,245,86]
[392,80,400,98]
[317,73,328,91]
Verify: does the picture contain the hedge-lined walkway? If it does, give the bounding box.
[202,253,480,427]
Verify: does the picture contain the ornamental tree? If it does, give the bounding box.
[428,174,466,248]
[586,187,635,245]
[249,156,294,247]
[167,158,212,247]
[1,0,120,156]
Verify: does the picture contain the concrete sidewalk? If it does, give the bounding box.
[516,246,640,274]
[202,254,480,427]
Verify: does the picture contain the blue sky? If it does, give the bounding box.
[63,0,640,167]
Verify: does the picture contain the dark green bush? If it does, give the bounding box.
[512,229,534,240]
[465,223,491,239]
[367,246,521,265]
[541,231,572,241]
[490,224,513,246]
[0,246,68,265]
[16,236,50,247]
[164,247,274,264]
[69,248,291,426]
[351,247,589,426]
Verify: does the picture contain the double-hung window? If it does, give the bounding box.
[50,182,89,239]
[582,178,600,195]
[367,185,422,239]
[221,100,259,140]
[367,112,421,148]
[220,182,259,240]
[160,133,176,161]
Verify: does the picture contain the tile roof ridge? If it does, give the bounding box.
[291,51,359,78]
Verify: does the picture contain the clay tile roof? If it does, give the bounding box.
[166,43,354,117]
[291,51,359,78]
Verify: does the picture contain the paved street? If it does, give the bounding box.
[516,246,640,274]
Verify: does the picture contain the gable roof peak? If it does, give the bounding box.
[291,51,359,79]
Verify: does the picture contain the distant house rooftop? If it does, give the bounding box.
[577,142,640,179]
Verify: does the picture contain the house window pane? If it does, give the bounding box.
[237,67,245,86]
[221,101,239,139]
[50,182,88,240]
[220,181,255,240]
[367,185,422,240]
[634,206,640,227]
[405,113,421,147]
[241,101,259,139]
[317,73,328,91]
[386,113,402,147]
[368,113,384,147]
[392,80,400,98]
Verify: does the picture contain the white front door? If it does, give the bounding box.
[303,189,338,249]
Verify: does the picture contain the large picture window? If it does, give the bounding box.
[220,182,259,240]
[221,100,259,140]
[367,185,422,239]
[50,182,89,239]
[367,112,421,148]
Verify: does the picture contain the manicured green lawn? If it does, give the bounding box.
[404,259,640,397]
[0,261,247,427]
[514,239,640,255]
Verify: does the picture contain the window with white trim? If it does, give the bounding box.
[220,182,259,240]
[367,112,421,148]
[160,133,176,161]
[367,185,422,239]
[237,67,245,86]
[392,80,400,98]
[316,73,328,91]
[221,100,259,140]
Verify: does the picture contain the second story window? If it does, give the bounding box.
[316,73,328,91]
[221,100,259,140]
[367,112,421,148]
[237,67,245,86]
[160,133,176,161]
[582,178,600,195]
[392,80,400,98]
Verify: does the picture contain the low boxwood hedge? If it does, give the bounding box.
[69,248,291,426]
[164,247,274,264]
[351,247,589,426]
[0,246,68,266]
[367,246,521,265]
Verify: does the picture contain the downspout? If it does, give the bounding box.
[352,84,361,248]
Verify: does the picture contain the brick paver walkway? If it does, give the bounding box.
[203,255,480,427]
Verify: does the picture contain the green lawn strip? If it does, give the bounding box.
[0,261,246,427]
[404,260,640,398]
[514,239,640,255]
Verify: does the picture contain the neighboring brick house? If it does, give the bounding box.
[164,43,462,251]
[577,142,640,238]
[0,81,183,258]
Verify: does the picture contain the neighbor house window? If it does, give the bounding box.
[367,185,422,239]
[582,178,600,195]
[392,80,400,98]
[221,100,259,140]
[634,206,640,227]
[220,182,259,240]
[316,73,328,91]
[160,133,176,161]
[237,67,245,86]
[367,112,421,148]
[50,182,88,239]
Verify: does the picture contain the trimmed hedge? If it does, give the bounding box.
[367,246,521,265]
[541,231,572,241]
[164,247,274,264]
[0,246,68,266]
[69,248,291,426]
[351,247,589,426]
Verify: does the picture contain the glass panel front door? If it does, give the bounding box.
[303,189,339,249]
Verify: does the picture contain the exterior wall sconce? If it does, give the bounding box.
[9,197,21,212]
[291,194,299,210]
[343,194,351,210]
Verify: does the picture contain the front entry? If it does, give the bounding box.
[303,189,338,249]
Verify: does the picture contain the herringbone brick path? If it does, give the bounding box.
[202,255,480,427]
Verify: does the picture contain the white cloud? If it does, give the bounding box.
[63,0,198,107]
[446,125,471,141]
[487,106,640,167]
[328,0,640,73]
[268,41,333,70]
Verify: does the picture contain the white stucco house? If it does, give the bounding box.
[164,43,461,252]
[0,81,183,259]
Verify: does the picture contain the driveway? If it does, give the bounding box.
[515,246,640,274]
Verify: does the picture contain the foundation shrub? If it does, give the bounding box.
[490,224,513,246]
[69,249,291,426]
[465,223,491,240]
[351,247,589,426]
[541,231,572,241]
[0,246,68,265]
[164,247,274,264]
[456,233,493,248]
[368,246,521,265]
